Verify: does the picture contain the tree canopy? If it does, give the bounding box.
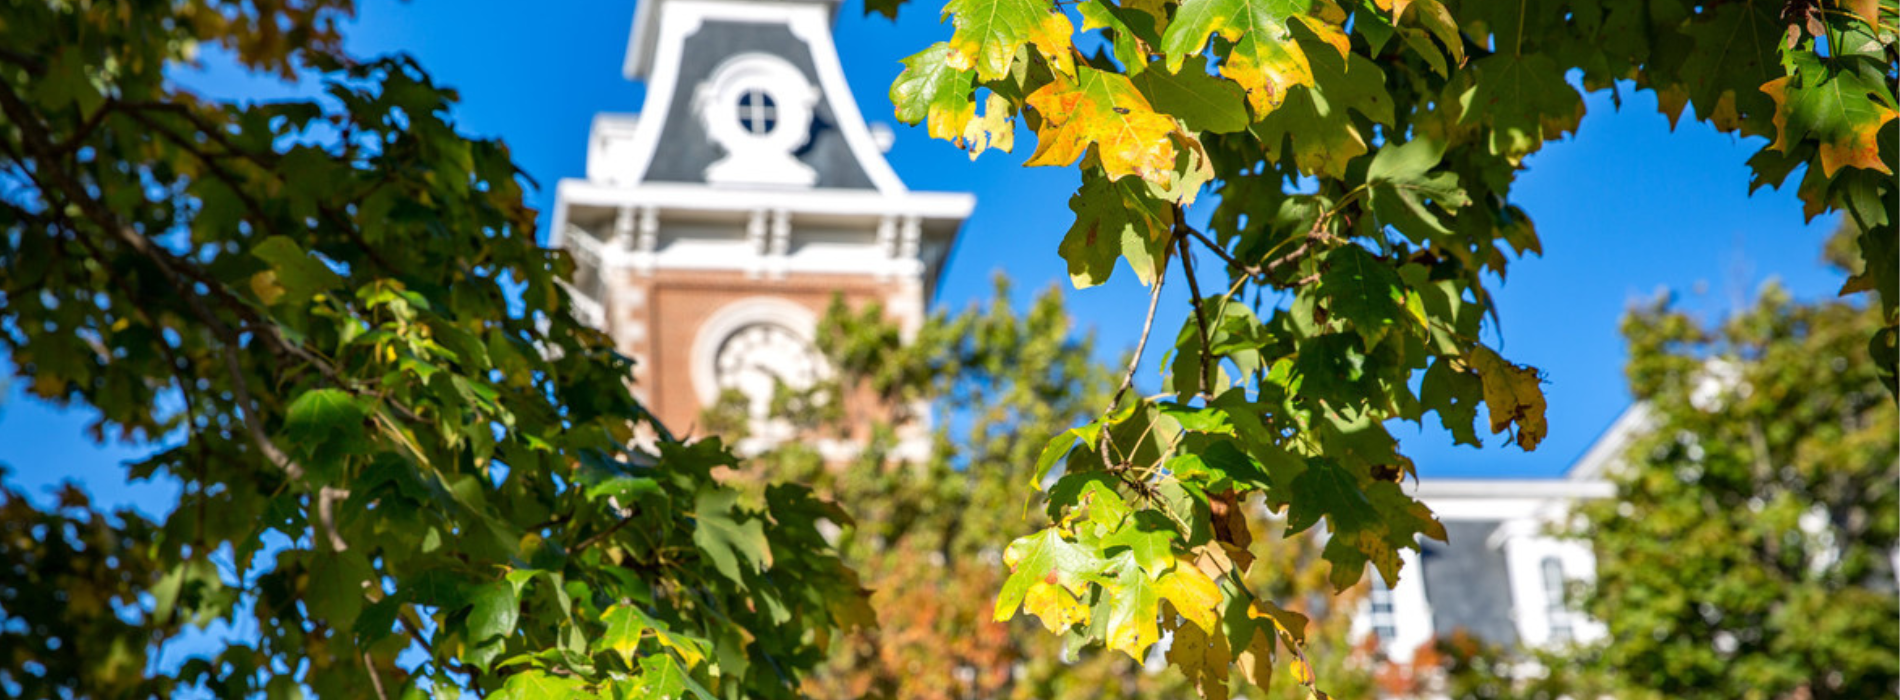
[884,0,1896,693]
[0,0,1892,698]
[709,282,1381,700]
[1,2,866,697]
[1569,246,1897,699]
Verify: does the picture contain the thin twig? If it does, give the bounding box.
[1107,246,1170,415]
[1174,211,1216,400]
[572,509,641,553]
[1178,222,1313,285]
[362,651,390,700]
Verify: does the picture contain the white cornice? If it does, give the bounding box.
[557,179,974,219]
[1565,402,1654,481]
[1408,479,1616,500]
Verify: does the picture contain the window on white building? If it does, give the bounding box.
[1368,576,1397,645]
[1541,556,1572,642]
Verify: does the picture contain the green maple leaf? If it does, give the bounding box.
[251,236,345,306]
[467,579,520,644]
[891,42,977,143]
[1762,53,1898,178]
[598,604,651,666]
[1159,0,1350,116]
[1033,421,1104,488]
[1078,0,1163,76]
[494,670,589,700]
[1286,460,1445,589]
[1675,0,1783,136]
[1317,245,1408,351]
[280,388,369,483]
[995,527,1108,622]
[1460,52,1584,162]
[1420,355,1484,447]
[633,653,717,700]
[1366,137,1470,242]
[1059,171,1172,287]
[1101,509,1180,575]
[940,0,1075,81]
[691,489,773,583]
[1129,56,1250,134]
[1249,22,1395,176]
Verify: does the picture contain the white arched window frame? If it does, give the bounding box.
[694,53,820,187]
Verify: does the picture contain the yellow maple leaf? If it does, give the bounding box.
[941,0,1076,81]
[1025,66,1181,184]
[1166,615,1234,700]
[1159,0,1350,115]
[1022,579,1090,633]
[1155,556,1224,632]
[1467,344,1548,451]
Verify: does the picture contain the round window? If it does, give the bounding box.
[736,88,778,135]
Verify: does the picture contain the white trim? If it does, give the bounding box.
[697,53,822,187]
[624,0,842,79]
[558,179,973,218]
[688,297,823,407]
[1409,479,1616,501]
[1565,402,1654,481]
[612,0,908,194]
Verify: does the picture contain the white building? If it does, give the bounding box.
[1360,406,1653,663]
[550,0,973,453]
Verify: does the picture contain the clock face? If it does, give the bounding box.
[711,323,824,422]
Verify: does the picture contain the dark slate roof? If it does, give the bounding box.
[644,20,875,190]
[1420,520,1520,646]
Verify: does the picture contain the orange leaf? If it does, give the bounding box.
[1025,66,1181,185]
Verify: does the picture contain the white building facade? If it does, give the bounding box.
[1358,406,1653,663]
[551,0,973,452]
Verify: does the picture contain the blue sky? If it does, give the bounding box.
[0,0,1850,516]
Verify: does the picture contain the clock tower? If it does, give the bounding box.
[552,0,973,456]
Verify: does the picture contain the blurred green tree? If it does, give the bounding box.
[707,279,1382,700]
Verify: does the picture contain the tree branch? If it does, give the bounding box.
[1174,209,1216,400]
[1107,245,1169,415]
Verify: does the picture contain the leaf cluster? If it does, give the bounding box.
[879,0,1899,693]
[0,2,868,697]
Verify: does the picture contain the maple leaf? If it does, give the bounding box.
[1158,0,1349,115]
[1022,579,1091,633]
[1025,66,1182,184]
[940,0,1075,81]
[962,91,1017,157]
[891,42,977,143]
[1078,0,1164,76]
[1460,51,1584,162]
[995,527,1106,622]
[1284,458,1446,589]
[1762,53,1898,176]
[1249,23,1394,176]
[1365,136,1470,242]
[1467,344,1549,450]
[1129,56,1250,134]
[1058,170,1172,287]
[1316,245,1409,351]
[1101,509,1180,575]
[1102,551,1223,659]
[1675,0,1783,136]
[1166,614,1233,700]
